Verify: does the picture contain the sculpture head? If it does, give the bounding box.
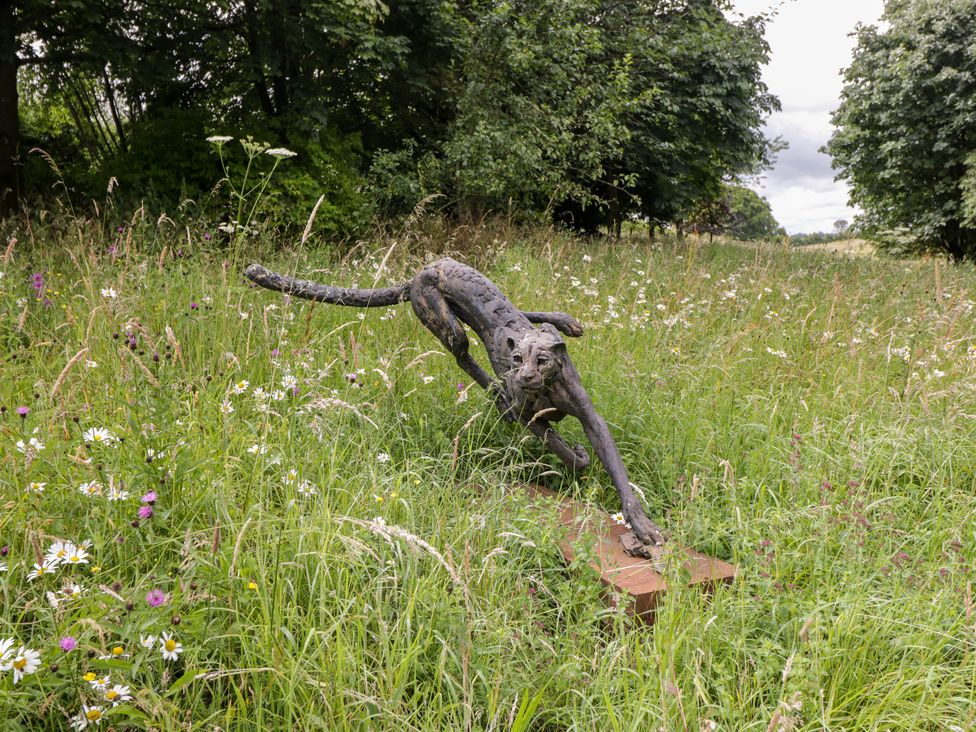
[506,326,566,394]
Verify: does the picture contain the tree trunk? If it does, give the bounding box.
[0,0,19,217]
[102,67,128,152]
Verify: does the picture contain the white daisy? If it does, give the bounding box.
[247,444,267,455]
[159,632,183,661]
[376,452,391,464]
[139,634,158,649]
[89,674,111,691]
[100,287,117,299]
[104,684,131,705]
[45,540,72,565]
[62,584,84,598]
[63,546,89,565]
[82,427,115,445]
[253,387,268,401]
[220,400,234,415]
[0,638,14,666]
[24,481,46,494]
[283,468,298,484]
[611,512,627,526]
[297,480,318,498]
[85,360,98,369]
[9,646,41,683]
[281,374,298,390]
[70,704,105,730]
[28,559,58,581]
[106,486,130,502]
[79,481,103,497]
[270,389,285,401]
[15,437,45,453]
[232,380,250,394]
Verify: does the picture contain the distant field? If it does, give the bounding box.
[1,224,974,729]
[796,238,877,257]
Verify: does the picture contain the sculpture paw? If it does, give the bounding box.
[563,316,584,338]
[624,511,667,549]
[571,444,590,470]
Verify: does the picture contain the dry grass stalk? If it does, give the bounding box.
[51,347,89,400]
[165,325,183,362]
[337,515,472,609]
[229,517,252,576]
[302,194,326,245]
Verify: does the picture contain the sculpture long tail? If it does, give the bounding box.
[244,264,411,307]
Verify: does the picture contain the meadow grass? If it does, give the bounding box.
[0,216,975,730]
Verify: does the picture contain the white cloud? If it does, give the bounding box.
[730,0,886,233]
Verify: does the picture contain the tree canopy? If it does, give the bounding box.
[827,0,976,258]
[3,0,780,237]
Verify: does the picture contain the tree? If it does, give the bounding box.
[437,0,633,221]
[826,0,976,259]
[724,184,783,240]
[602,1,780,234]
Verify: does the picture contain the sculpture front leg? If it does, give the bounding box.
[576,406,667,550]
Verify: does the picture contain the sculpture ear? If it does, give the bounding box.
[538,323,567,353]
[506,336,517,351]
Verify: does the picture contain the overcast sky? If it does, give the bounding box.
[729,0,886,234]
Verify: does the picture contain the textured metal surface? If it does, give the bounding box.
[525,485,737,624]
[246,257,666,549]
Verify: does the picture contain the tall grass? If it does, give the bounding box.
[0,215,974,730]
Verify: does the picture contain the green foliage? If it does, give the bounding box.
[107,108,216,204]
[725,185,784,240]
[827,0,976,258]
[255,128,374,239]
[7,0,779,237]
[685,184,783,241]
[610,4,780,228]
[439,0,632,219]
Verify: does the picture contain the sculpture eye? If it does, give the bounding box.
[512,353,522,363]
[537,356,549,365]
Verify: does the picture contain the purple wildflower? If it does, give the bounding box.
[190,302,198,310]
[203,232,212,241]
[271,348,279,358]
[16,406,28,418]
[141,490,157,504]
[60,636,77,652]
[146,589,166,607]
[138,505,154,520]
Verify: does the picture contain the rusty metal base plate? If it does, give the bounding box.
[524,485,737,623]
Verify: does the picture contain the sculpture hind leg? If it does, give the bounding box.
[410,271,512,417]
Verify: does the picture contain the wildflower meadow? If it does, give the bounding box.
[1,215,975,730]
